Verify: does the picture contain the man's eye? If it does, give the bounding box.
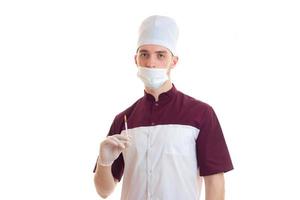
[158,54,165,58]
[140,53,147,57]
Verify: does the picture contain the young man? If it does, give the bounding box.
[93,15,233,200]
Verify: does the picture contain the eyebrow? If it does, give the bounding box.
[138,50,168,54]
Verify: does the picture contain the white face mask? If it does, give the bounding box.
[137,66,169,89]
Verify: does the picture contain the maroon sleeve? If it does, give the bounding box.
[93,116,125,182]
[196,106,233,176]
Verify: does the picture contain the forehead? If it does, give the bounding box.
[137,44,171,54]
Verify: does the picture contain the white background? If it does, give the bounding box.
[1,0,300,199]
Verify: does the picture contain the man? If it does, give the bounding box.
[93,15,233,200]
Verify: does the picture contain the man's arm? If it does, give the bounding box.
[94,164,118,198]
[204,173,225,200]
[94,134,130,198]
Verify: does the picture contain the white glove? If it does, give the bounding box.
[98,134,131,166]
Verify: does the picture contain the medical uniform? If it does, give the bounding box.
[94,85,233,200]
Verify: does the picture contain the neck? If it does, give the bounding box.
[144,80,173,102]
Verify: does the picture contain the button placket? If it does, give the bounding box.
[146,132,150,199]
[146,131,152,200]
[150,102,159,126]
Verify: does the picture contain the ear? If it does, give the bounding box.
[170,56,179,69]
[134,54,138,65]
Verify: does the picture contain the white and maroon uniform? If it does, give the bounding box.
[94,85,233,200]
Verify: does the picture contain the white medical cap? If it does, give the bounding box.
[137,15,179,55]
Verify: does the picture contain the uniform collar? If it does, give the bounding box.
[143,84,177,103]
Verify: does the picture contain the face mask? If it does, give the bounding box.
[137,66,169,89]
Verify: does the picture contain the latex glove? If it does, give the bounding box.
[98,134,131,166]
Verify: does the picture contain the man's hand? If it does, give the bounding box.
[98,134,131,166]
[94,134,131,198]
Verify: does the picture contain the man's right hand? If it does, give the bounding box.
[98,134,131,166]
